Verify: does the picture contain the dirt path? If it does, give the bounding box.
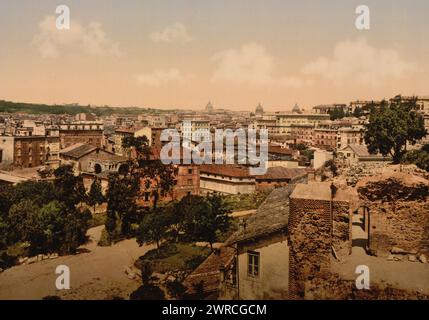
[0,226,155,300]
[332,214,429,294]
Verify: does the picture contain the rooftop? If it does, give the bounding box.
[226,184,298,245]
[199,164,251,178]
[182,246,235,296]
[60,143,97,159]
[344,144,389,159]
[290,182,332,201]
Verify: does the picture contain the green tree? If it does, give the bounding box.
[53,165,87,209]
[10,180,56,208]
[87,179,105,214]
[138,160,176,209]
[353,106,363,118]
[402,147,429,172]
[328,107,346,120]
[105,172,139,240]
[7,199,39,245]
[122,135,151,159]
[178,195,231,250]
[0,184,13,220]
[123,135,175,209]
[0,217,9,251]
[364,99,427,164]
[8,200,89,255]
[136,207,170,250]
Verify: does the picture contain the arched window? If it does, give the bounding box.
[94,163,102,174]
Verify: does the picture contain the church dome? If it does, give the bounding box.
[292,103,302,114]
[255,103,264,115]
[206,101,214,112]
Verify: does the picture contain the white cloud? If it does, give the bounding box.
[211,43,310,88]
[302,37,416,86]
[135,69,192,86]
[150,23,192,44]
[32,16,124,58]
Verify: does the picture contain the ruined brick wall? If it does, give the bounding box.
[332,200,352,256]
[357,174,429,256]
[288,198,332,299]
[369,201,429,256]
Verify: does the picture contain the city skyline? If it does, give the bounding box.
[0,0,428,110]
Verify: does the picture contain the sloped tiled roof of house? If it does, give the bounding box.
[60,143,97,159]
[182,246,235,296]
[199,164,251,178]
[225,183,300,245]
[268,145,293,155]
[346,144,389,159]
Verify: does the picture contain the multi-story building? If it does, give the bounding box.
[336,126,365,150]
[276,113,330,135]
[290,124,314,145]
[59,122,103,149]
[182,119,211,142]
[313,104,348,115]
[199,164,255,195]
[0,135,59,169]
[314,127,338,150]
[249,117,278,135]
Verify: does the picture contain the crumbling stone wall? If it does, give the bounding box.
[369,201,429,256]
[357,173,429,256]
[288,195,352,299]
[332,200,352,256]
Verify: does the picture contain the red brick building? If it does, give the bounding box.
[0,135,60,169]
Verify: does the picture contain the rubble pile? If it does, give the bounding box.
[357,172,429,202]
[338,163,428,187]
[337,162,389,186]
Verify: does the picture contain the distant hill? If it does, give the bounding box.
[0,100,166,116]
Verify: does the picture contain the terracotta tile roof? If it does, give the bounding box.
[345,144,389,159]
[183,247,235,295]
[199,164,251,178]
[60,143,97,159]
[268,145,293,155]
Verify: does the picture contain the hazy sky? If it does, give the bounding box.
[0,0,428,111]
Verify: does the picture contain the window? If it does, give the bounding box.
[144,192,150,201]
[247,251,260,277]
